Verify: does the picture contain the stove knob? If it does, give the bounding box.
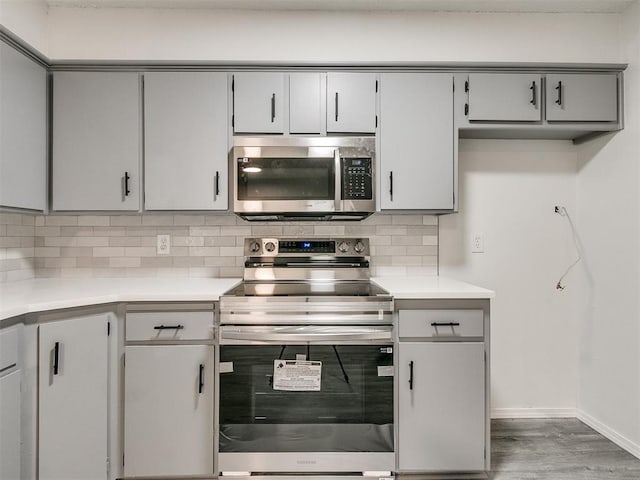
[264,241,276,253]
[338,241,350,253]
[354,240,366,254]
[249,241,261,254]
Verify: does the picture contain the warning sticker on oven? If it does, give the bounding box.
[273,360,322,391]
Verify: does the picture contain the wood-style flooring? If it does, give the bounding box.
[491,418,640,479]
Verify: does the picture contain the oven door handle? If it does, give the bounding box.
[220,327,392,344]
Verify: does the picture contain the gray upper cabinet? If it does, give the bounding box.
[0,42,47,211]
[144,72,228,210]
[379,73,454,211]
[233,72,285,134]
[467,73,542,122]
[546,73,618,122]
[289,73,325,134]
[52,72,141,211]
[327,72,378,133]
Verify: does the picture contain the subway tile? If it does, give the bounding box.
[142,215,174,226]
[109,237,143,247]
[282,225,315,236]
[313,225,345,236]
[6,269,35,282]
[172,256,205,268]
[156,268,189,277]
[423,215,438,226]
[44,257,77,268]
[0,213,24,225]
[344,225,376,236]
[35,247,61,258]
[35,226,61,236]
[44,237,78,247]
[173,215,205,226]
[35,237,45,247]
[421,256,438,266]
[93,247,126,257]
[0,225,5,236]
[392,256,420,266]
[189,246,220,257]
[35,216,45,226]
[45,216,79,226]
[220,226,251,236]
[188,267,220,278]
[362,214,392,225]
[407,245,438,256]
[77,216,110,226]
[60,226,94,236]
[220,246,243,257]
[60,247,93,258]
[125,227,156,236]
[205,214,238,226]
[392,214,423,225]
[204,256,236,267]
[422,235,438,246]
[369,236,391,246]
[124,247,156,257]
[141,257,172,268]
[110,257,142,268]
[172,236,204,247]
[169,247,189,256]
[110,216,142,226]
[156,227,189,236]
[93,227,126,236]
[77,257,110,268]
[250,225,284,236]
[21,237,35,248]
[60,267,94,277]
[189,226,221,237]
[0,237,21,248]
[21,215,36,226]
[371,266,407,277]
[7,225,35,237]
[392,235,423,246]
[375,225,407,236]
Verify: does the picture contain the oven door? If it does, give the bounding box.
[217,325,395,474]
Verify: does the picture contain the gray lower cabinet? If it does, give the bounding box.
[38,312,111,480]
[467,73,542,122]
[397,307,488,474]
[379,73,454,211]
[546,73,618,122]
[0,41,47,211]
[123,306,215,478]
[0,326,21,480]
[144,72,228,210]
[52,72,141,211]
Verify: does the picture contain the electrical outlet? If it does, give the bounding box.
[471,233,484,253]
[157,234,170,255]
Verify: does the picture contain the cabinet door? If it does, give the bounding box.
[144,72,228,210]
[327,73,377,133]
[233,72,285,133]
[0,370,21,480]
[380,73,454,210]
[38,315,109,480]
[289,73,325,134]
[52,72,140,211]
[398,342,485,472]
[546,73,618,122]
[124,345,214,477]
[468,73,541,121]
[0,42,47,211]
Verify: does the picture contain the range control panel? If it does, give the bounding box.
[245,238,370,257]
[341,158,372,200]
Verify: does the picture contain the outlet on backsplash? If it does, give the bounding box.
[157,234,171,255]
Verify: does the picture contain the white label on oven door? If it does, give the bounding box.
[273,360,322,391]
[377,365,394,377]
[219,361,234,373]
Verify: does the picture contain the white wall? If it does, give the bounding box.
[573,0,640,455]
[439,140,579,416]
[46,8,622,63]
[0,0,48,54]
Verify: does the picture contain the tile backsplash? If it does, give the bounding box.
[1,212,438,282]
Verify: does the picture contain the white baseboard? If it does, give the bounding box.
[577,409,640,460]
[491,407,577,419]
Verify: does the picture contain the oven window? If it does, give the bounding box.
[219,345,394,453]
[237,157,335,200]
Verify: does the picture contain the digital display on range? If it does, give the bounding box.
[278,241,335,253]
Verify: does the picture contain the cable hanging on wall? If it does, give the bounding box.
[555,205,582,291]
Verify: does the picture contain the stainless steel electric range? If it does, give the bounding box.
[218,238,394,479]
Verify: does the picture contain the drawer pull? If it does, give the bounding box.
[153,325,184,331]
[53,342,60,375]
[430,322,460,327]
[198,364,205,394]
[409,360,414,390]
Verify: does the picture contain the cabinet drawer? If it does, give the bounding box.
[0,327,19,372]
[126,311,214,341]
[398,309,483,338]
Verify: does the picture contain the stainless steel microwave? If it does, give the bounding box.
[232,136,376,221]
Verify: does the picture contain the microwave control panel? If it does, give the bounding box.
[341,158,372,200]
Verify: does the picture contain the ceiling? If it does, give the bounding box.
[45,0,635,13]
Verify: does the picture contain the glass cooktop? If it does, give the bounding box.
[223,281,390,297]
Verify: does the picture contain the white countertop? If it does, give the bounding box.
[0,276,493,323]
[372,276,495,300]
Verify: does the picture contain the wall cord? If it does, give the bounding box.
[555,205,581,291]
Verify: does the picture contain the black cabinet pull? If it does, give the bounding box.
[335,92,339,122]
[389,171,393,200]
[430,322,461,327]
[198,364,204,394]
[555,81,563,106]
[124,171,131,197]
[53,342,60,375]
[409,360,414,390]
[530,81,537,106]
[214,171,220,199]
[271,94,275,123]
[153,325,184,330]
